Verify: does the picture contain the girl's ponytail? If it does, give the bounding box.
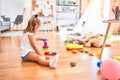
[34,14,38,18]
[23,14,40,33]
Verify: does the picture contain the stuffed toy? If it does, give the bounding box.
[67,32,104,48]
[85,34,104,48]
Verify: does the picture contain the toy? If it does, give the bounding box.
[64,39,69,45]
[84,50,89,53]
[88,53,94,56]
[113,56,120,62]
[70,62,76,67]
[66,44,83,50]
[96,50,101,58]
[84,50,94,56]
[51,52,57,55]
[64,39,69,43]
[72,50,78,54]
[97,61,102,68]
[42,38,48,42]
[85,34,104,48]
[42,39,57,56]
[68,32,104,48]
[42,39,50,55]
[100,59,120,80]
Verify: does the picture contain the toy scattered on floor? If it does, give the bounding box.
[72,50,78,54]
[84,50,89,53]
[100,59,120,80]
[84,50,94,56]
[64,39,69,44]
[88,53,94,56]
[113,56,120,62]
[51,52,57,55]
[66,44,83,50]
[97,61,102,68]
[84,34,104,48]
[67,32,104,48]
[70,62,76,67]
[96,50,101,58]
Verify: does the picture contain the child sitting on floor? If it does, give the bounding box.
[20,14,59,68]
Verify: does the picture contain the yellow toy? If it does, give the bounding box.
[113,56,120,62]
[66,44,83,50]
[96,50,101,58]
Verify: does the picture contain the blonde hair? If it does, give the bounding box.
[23,14,41,33]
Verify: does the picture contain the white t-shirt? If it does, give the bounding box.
[20,32,35,57]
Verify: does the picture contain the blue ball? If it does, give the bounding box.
[97,61,102,68]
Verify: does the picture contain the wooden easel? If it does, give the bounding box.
[100,20,120,60]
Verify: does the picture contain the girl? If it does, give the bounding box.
[20,14,59,68]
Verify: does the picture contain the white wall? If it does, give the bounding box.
[0,1,2,14]
[0,0,25,22]
[0,0,32,22]
[0,0,32,29]
[23,0,32,29]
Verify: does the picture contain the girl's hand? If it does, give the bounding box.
[39,51,45,56]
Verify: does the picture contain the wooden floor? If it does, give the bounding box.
[0,32,120,80]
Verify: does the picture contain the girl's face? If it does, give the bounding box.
[35,24,40,33]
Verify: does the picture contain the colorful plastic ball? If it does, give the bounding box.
[100,59,120,80]
[97,61,102,68]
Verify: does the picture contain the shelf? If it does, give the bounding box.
[56,4,78,6]
[103,20,120,23]
[56,0,79,27]
[38,16,53,18]
[56,18,76,21]
[56,11,77,13]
